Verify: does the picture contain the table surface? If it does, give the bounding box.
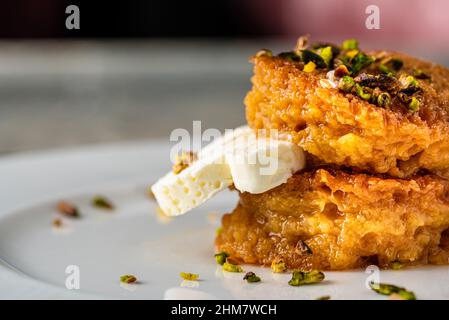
[0,40,447,156]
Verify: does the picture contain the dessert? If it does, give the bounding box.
[152,36,449,270]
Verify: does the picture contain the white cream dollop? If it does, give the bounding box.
[151,126,305,216]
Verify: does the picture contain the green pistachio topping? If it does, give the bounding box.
[338,76,356,93]
[271,259,287,273]
[350,52,374,74]
[318,46,333,67]
[355,84,372,101]
[222,262,243,273]
[272,36,425,113]
[180,272,199,281]
[377,92,391,107]
[390,260,404,270]
[369,282,416,300]
[278,51,301,61]
[243,272,261,283]
[214,252,229,265]
[408,97,420,112]
[342,39,359,50]
[120,274,137,284]
[301,49,327,68]
[288,270,325,286]
[413,69,431,79]
[92,196,114,210]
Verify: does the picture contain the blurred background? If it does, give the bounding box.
[1,0,448,155]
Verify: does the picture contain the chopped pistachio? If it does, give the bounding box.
[271,258,287,273]
[413,69,431,80]
[379,58,403,75]
[303,61,316,73]
[271,259,287,273]
[408,97,420,112]
[354,73,396,90]
[350,52,374,74]
[301,50,327,68]
[400,75,419,88]
[390,260,404,270]
[355,84,372,101]
[369,282,416,300]
[120,274,137,284]
[215,227,222,236]
[214,252,229,265]
[338,76,355,93]
[379,64,393,75]
[316,295,331,300]
[296,240,313,254]
[334,65,350,77]
[223,262,243,273]
[377,92,391,107]
[342,39,359,50]
[346,49,359,59]
[243,272,261,283]
[318,46,333,67]
[389,58,404,71]
[311,42,341,57]
[278,51,301,61]
[288,270,325,286]
[180,272,199,281]
[56,201,80,218]
[92,196,114,210]
[255,49,273,58]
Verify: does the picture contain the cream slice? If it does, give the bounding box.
[151,126,305,216]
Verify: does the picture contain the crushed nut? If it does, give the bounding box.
[91,196,114,210]
[56,201,79,218]
[120,274,137,284]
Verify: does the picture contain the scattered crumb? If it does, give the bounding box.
[120,274,137,284]
[91,196,114,210]
[56,201,80,218]
[180,272,199,281]
[52,218,63,228]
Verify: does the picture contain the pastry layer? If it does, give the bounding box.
[245,53,449,177]
[216,168,449,270]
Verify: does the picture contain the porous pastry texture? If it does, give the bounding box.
[216,169,449,270]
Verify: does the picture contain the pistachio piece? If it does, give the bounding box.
[214,252,229,265]
[222,262,243,273]
[243,272,261,283]
[120,274,137,284]
[369,282,416,300]
[180,272,199,281]
[288,270,325,286]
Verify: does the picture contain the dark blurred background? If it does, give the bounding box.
[1,0,448,154]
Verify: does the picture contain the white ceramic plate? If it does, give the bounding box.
[1,141,449,300]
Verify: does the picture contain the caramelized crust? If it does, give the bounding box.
[215,169,449,270]
[245,53,449,177]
